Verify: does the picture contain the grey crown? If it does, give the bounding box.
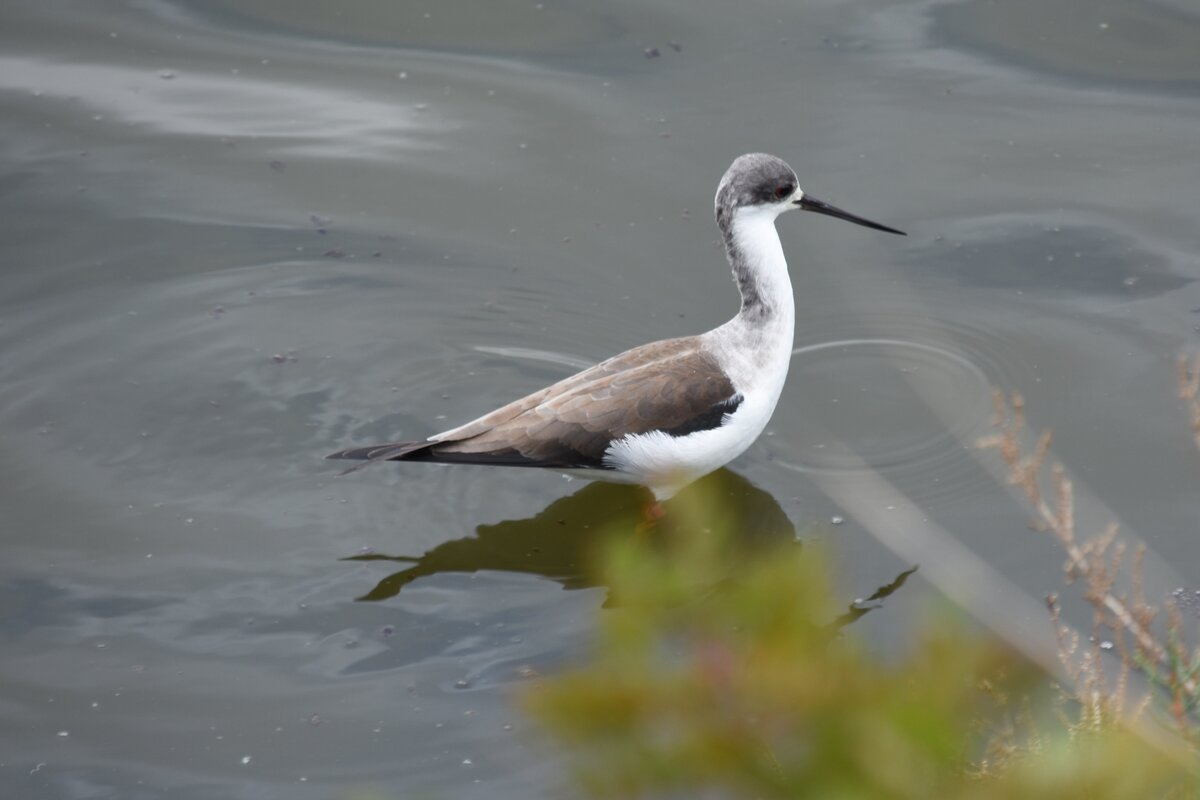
[715,153,798,215]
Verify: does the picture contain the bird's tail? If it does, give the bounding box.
[325,440,433,475]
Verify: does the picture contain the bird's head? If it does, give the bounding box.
[716,152,905,235]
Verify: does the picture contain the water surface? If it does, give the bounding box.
[2,0,1199,796]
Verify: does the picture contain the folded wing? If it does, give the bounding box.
[326,337,742,471]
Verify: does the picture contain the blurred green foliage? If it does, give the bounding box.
[525,497,1198,799]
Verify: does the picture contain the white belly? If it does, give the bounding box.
[601,309,791,498]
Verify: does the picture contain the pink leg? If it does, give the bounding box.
[635,499,666,535]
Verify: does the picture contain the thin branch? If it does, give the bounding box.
[979,391,1191,696]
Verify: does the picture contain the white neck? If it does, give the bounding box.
[727,206,795,329]
[706,206,796,392]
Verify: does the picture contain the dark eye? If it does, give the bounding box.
[774,184,793,200]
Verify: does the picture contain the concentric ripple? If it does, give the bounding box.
[772,335,997,504]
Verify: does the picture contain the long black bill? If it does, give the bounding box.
[796,194,906,236]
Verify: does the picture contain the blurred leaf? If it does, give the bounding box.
[525,492,1198,799]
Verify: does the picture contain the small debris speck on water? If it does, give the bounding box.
[1169,587,1200,617]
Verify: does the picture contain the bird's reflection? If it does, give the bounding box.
[344,469,790,600]
[343,469,916,623]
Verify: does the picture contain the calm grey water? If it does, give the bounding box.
[2,0,1199,797]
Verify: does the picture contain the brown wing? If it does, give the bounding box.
[326,337,743,470]
[425,340,741,468]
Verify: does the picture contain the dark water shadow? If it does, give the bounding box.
[831,565,920,632]
[344,469,792,600]
[931,0,1200,95]
[343,470,917,624]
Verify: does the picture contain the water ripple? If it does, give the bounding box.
[0,56,447,159]
[772,328,1003,505]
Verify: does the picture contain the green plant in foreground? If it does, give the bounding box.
[525,500,1197,799]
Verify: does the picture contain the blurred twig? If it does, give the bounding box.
[1177,354,1200,453]
[979,391,1198,722]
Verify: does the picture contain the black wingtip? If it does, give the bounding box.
[325,449,368,464]
[325,441,434,476]
[326,443,405,461]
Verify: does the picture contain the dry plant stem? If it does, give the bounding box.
[1177,354,1200,452]
[1048,593,1132,732]
[979,392,1191,696]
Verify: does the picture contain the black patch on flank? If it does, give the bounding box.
[329,439,610,471]
[399,446,610,471]
[663,393,743,438]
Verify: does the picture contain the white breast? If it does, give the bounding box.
[602,203,796,500]
[603,319,794,499]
